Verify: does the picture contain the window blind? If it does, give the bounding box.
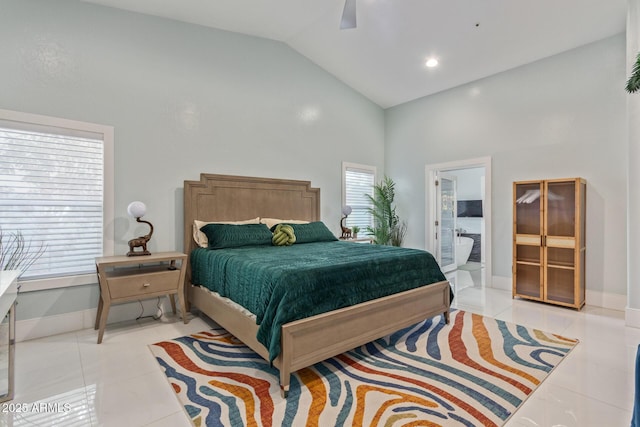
[344,167,375,233]
[0,125,104,280]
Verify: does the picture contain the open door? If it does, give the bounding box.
[436,172,457,272]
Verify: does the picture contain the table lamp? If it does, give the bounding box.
[340,205,352,239]
[126,201,154,256]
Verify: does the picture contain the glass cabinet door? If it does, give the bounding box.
[514,245,542,298]
[544,180,577,305]
[513,182,543,299]
[546,181,576,238]
[515,182,543,235]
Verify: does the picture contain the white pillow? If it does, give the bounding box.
[260,218,310,230]
[193,217,260,248]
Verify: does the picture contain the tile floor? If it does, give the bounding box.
[1,266,637,426]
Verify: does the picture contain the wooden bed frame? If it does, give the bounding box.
[183,173,450,397]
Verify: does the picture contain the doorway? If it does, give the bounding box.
[436,172,457,272]
[425,157,492,286]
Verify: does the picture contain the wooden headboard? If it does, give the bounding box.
[183,173,320,256]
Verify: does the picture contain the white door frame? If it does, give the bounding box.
[425,156,492,286]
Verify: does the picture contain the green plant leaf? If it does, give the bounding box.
[626,52,640,94]
[365,175,406,246]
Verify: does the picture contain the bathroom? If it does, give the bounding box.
[450,167,485,272]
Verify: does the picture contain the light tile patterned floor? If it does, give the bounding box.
[0,267,636,426]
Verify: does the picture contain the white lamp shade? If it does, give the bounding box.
[127,201,147,218]
[342,205,352,216]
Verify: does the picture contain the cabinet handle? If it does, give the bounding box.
[143,283,151,287]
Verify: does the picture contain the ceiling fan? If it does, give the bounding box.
[340,0,357,29]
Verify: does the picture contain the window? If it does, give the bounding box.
[0,109,113,289]
[342,162,376,234]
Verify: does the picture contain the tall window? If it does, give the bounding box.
[342,162,376,234]
[0,110,113,285]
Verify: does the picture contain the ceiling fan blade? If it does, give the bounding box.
[340,0,357,29]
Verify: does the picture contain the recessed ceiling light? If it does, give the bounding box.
[426,58,439,68]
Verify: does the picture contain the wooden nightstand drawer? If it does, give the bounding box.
[107,268,181,299]
[95,251,188,343]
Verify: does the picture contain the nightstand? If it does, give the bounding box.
[95,251,188,343]
[340,237,373,243]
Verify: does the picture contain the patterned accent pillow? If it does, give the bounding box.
[272,224,296,246]
[272,221,337,244]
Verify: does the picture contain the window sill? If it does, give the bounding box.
[18,274,97,293]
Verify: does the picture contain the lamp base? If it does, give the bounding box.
[126,218,154,257]
[126,250,151,257]
[340,216,352,239]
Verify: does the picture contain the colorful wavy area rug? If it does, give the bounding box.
[149,310,578,427]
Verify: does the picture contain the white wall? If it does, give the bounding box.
[451,167,484,234]
[454,167,484,201]
[627,0,640,325]
[0,0,385,320]
[385,35,628,302]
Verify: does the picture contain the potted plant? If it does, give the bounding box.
[351,226,360,238]
[366,176,407,246]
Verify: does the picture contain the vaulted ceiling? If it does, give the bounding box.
[82,0,627,108]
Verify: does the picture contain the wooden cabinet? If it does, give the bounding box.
[95,251,188,343]
[512,178,586,309]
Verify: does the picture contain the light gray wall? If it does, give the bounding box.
[446,168,485,236]
[449,168,485,235]
[627,0,640,318]
[0,0,385,320]
[385,34,627,297]
[453,168,484,200]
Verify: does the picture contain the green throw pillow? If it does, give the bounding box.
[272,221,338,244]
[200,223,273,249]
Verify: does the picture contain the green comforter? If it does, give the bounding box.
[190,241,447,361]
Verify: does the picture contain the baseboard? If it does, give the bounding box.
[491,276,626,311]
[585,289,627,311]
[490,275,512,291]
[627,307,640,328]
[16,298,175,342]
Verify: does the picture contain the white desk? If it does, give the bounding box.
[0,271,18,402]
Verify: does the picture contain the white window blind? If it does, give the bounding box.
[343,164,375,233]
[0,122,104,280]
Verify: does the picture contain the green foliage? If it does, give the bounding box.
[365,176,407,246]
[627,52,640,94]
[389,221,407,247]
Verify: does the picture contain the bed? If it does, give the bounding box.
[183,173,451,397]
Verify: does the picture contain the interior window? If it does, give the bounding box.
[342,162,376,234]
[0,111,113,281]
